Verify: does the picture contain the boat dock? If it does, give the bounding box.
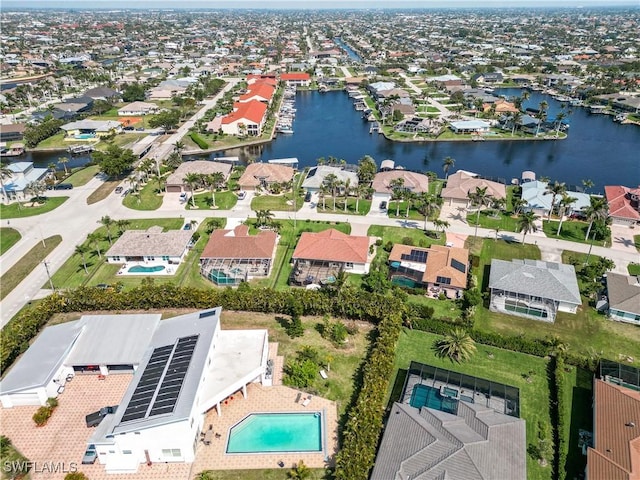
[67,144,96,154]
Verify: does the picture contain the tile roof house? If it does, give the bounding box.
[106,226,193,271]
[440,170,506,207]
[220,100,268,136]
[302,165,358,192]
[290,229,372,284]
[237,162,294,191]
[605,185,640,226]
[488,259,581,322]
[522,180,591,217]
[280,72,311,87]
[238,82,275,104]
[372,170,430,195]
[388,244,469,298]
[82,86,120,101]
[587,376,640,480]
[60,119,122,138]
[605,273,640,326]
[165,161,232,193]
[117,101,160,116]
[199,225,278,285]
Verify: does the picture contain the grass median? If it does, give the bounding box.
[0,227,21,255]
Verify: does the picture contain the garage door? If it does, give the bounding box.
[165,185,183,193]
[7,393,41,406]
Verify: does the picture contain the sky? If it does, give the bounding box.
[2,0,638,8]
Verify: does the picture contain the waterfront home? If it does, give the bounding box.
[199,225,278,286]
[165,161,232,193]
[388,244,469,298]
[0,123,25,142]
[105,226,193,269]
[220,100,268,136]
[82,86,120,101]
[440,170,506,208]
[302,165,358,193]
[521,181,591,217]
[604,185,640,226]
[372,169,430,206]
[371,361,526,480]
[367,81,395,99]
[473,72,504,84]
[246,74,277,87]
[237,162,294,191]
[280,72,311,87]
[238,82,275,104]
[605,273,640,325]
[290,229,372,285]
[449,120,491,134]
[0,161,49,203]
[118,101,160,116]
[484,99,519,114]
[488,259,581,323]
[60,119,122,139]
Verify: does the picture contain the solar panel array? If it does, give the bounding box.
[451,258,467,274]
[120,335,199,423]
[400,249,428,263]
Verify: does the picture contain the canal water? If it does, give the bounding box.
[334,37,363,62]
[23,88,639,193]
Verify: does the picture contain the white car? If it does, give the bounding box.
[179,192,188,203]
[237,191,246,200]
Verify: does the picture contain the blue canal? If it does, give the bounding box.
[334,37,362,62]
[23,88,640,193]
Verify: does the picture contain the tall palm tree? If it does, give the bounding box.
[343,178,351,213]
[389,177,405,217]
[173,141,185,155]
[556,194,577,236]
[435,328,476,363]
[26,181,46,203]
[536,101,548,136]
[511,111,522,136]
[319,184,329,210]
[442,156,455,180]
[0,164,14,203]
[433,219,450,237]
[287,460,311,480]
[517,211,539,244]
[418,193,443,230]
[57,156,69,175]
[87,232,103,259]
[75,244,90,274]
[521,89,530,104]
[183,172,201,208]
[512,197,527,215]
[584,196,608,241]
[581,179,594,193]
[468,186,490,237]
[99,215,115,245]
[116,219,130,235]
[48,162,57,175]
[324,173,339,212]
[404,190,415,217]
[554,111,566,137]
[543,180,566,221]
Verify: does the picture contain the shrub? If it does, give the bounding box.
[64,473,88,480]
[283,359,317,388]
[189,132,209,149]
[46,397,58,408]
[33,406,53,426]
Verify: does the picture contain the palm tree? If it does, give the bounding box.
[517,211,539,244]
[556,194,577,236]
[318,184,329,210]
[536,101,548,136]
[442,156,455,180]
[511,111,522,136]
[433,219,450,238]
[99,215,116,245]
[26,181,46,203]
[468,186,490,237]
[75,244,91,274]
[354,183,367,214]
[435,328,476,363]
[554,111,566,137]
[287,460,311,480]
[521,89,530,104]
[389,177,405,217]
[48,162,57,175]
[116,219,130,235]
[582,179,594,193]
[543,180,566,221]
[324,173,339,211]
[343,178,351,213]
[512,197,527,215]
[87,232,103,259]
[404,190,415,217]
[183,172,200,208]
[0,164,14,203]
[584,196,608,241]
[418,193,443,230]
[57,156,69,175]
[173,141,185,155]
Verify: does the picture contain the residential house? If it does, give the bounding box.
[280,72,311,87]
[199,225,278,285]
[165,161,232,193]
[60,119,122,139]
[521,180,591,217]
[105,226,193,269]
[290,229,372,285]
[587,361,640,480]
[237,163,294,191]
[605,273,640,325]
[246,74,277,87]
[440,170,506,208]
[0,161,49,203]
[388,244,469,298]
[371,361,526,480]
[220,100,268,136]
[473,72,504,84]
[449,120,491,134]
[605,185,640,226]
[488,259,581,322]
[83,86,120,101]
[0,123,26,142]
[238,83,275,104]
[372,170,430,205]
[484,99,519,114]
[117,101,160,116]
[302,165,358,193]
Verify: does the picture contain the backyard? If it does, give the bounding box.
[367,225,446,248]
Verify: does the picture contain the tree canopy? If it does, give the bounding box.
[91,144,136,178]
[148,109,181,131]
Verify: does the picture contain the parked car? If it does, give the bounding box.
[179,192,188,203]
[114,186,123,194]
[237,191,246,200]
[380,201,387,210]
[121,189,130,197]
[135,127,145,131]
[82,445,97,465]
[123,126,135,131]
[304,191,312,202]
[86,406,118,427]
[569,212,586,220]
[53,183,73,190]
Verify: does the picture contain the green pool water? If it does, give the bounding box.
[226,413,322,453]
[128,265,166,273]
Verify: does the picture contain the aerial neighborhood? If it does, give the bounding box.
[0,4,639,480]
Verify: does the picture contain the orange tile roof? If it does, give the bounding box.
[281,72,310,81]
[388,244,469,289]
[372,171,430,194]
[239,83,275,102]
[292,229,369,264]
[587,379,640,480]
[441,170,506,201]
[200,225,277,259]
[238,163,295,188]
[221,100,267,125]
[605,186,640,221]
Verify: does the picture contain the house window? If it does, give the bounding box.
[345,262,354,269]
[161,449,181,457]
[112,256,120,262]
[162,256,169,261]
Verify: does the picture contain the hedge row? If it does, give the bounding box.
[189,132,209,149]
[334,313,403,480]
[550,355,568,480]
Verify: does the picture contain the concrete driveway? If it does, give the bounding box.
[609,224,639,253]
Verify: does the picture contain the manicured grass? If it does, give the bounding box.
[122,182,163,211]
[87,178,121,205]
[543,220,607,246]
[65,165,101,187]
[37,131,85,148]
[316,197,371,216]
[391,329,552,480]
[50,219,183,289]
[367,225,446,248]
[0,235,62,300]
[406,294,463,321]
[0,197,68,219]
[187,190,238,211]
[387,202,426,221]
[562,366,593,480]
[467,210,519,232]
[429,179,444,196]
[629,263,640,276]
[0,227,21,255]
[251,191,304,211]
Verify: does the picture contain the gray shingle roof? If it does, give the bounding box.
[606,273,640,315]
[488,259,581,305]
[106,229,193,258]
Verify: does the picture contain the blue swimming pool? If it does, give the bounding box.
[410,384,459,415]
[74,133,96,139]
[127,265,166,273]
[226,412,322,453]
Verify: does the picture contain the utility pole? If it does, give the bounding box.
[43,261,55,291]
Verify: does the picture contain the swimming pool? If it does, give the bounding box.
[127,265,166,273]
[391,276,419,288]
[226,412,322,453]
[410,384,459,415]
[74,133,96,139]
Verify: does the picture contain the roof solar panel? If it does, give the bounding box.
[401,249,428,263]
[451,258,467,274]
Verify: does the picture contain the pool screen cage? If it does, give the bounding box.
[599,359,640,392]
[200,257,270,286]
[403,361,521,417]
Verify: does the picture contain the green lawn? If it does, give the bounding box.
[251,191,304,211]
[0,197,68,219]
[429,179,444,196]
[406,294,463,321]
[629,263,640,276]
[51,219,183,289]
[194,469,328,480]
[562,366,593,480]
[64,165,101,187]
[634,235,640,252]
[367,225,446,248]
[186,190,238,211]
[387,201,427,221]
[1,235,62,300]
[316,197,371,216]
[391,329,553,480]
[0,227,21,255]
[123,182,163,211]
[543,220,607,246]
